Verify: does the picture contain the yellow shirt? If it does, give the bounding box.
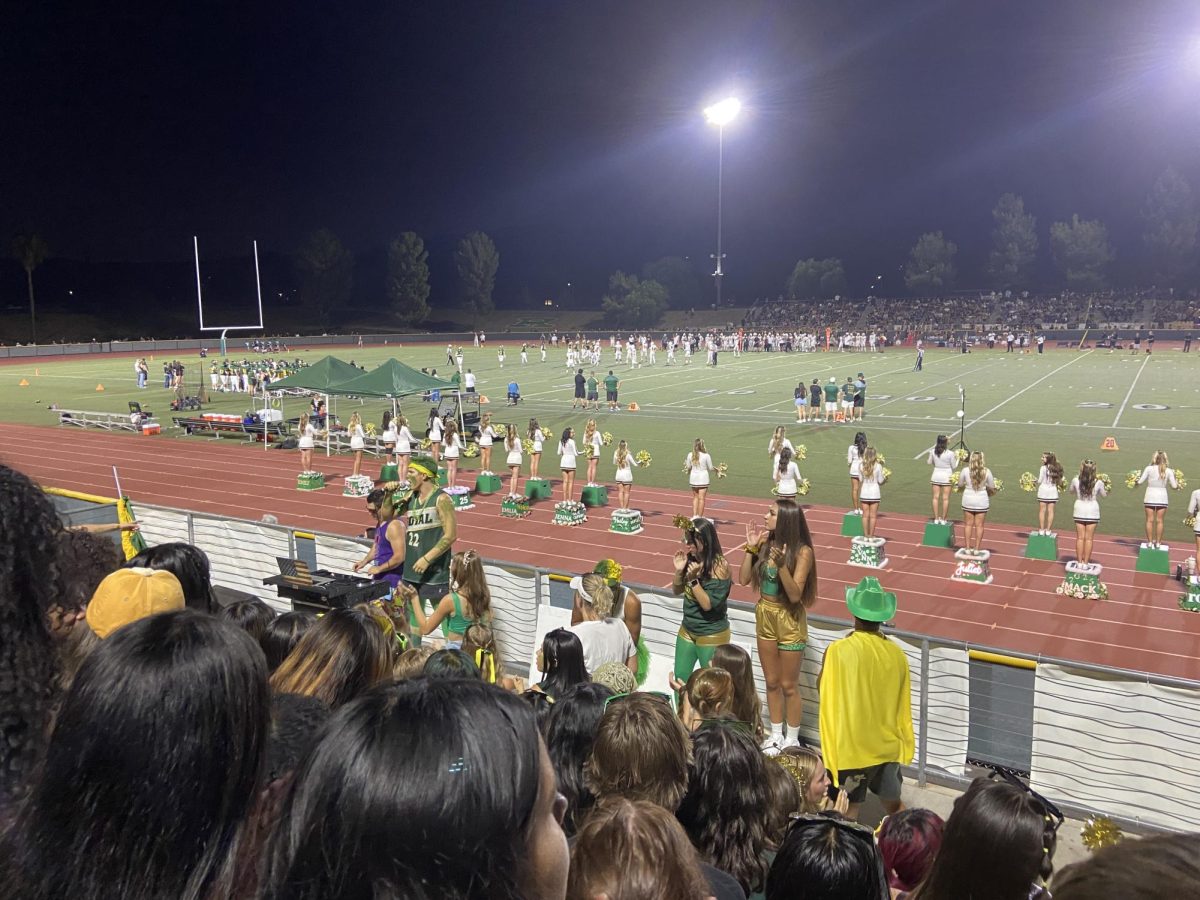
[818,630,915,782]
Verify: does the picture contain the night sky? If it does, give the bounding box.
[5,0,1200,305]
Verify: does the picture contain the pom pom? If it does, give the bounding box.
[462,443,479,458]
[797,477,811,496]
[1124,470,1140,490]
[602,431,613,446]
[949,471,962,490]
[716,462,729,479]
[1185,515,1197,529]
[1080,815,1123,852]
[522,438,534,455]
[1176,469,1187,489]
[673,514,695,532]
[992,478,1004,493]
[794,444,807,460]
[419,438,432,450]
[1098,473,1113,493]
[634,450,652,468]
[954,448,969,465]
[1020,472,1037,493]
[541,427,554,439]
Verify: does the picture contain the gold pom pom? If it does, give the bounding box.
[1080,815,1123,852]
[673,514,695,532]
[1020,472,1037,493]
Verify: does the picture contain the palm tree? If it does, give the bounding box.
[10,233,50,344]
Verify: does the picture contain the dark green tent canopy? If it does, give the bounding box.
[268,356,365,392]
[325,358,455,398]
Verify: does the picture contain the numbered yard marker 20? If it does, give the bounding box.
[193,236,265,357]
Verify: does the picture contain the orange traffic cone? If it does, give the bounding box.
[1100,436,1119,451]
[95,384,105,392]
[18,378,29,387]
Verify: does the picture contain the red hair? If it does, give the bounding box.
[877,807,945,891]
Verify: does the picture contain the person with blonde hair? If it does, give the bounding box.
[297,412,316,472]
[958,450,996,553]
[347,411,366,477]
[409,549,491,646]
[675,667,735,730]
[394,414,415,482]
[442,419,463,488]
[583,419,603,485]
[1036,451,1065,536]
[775,746,848,815]
[568,571,637,674]
[683,438,717,517]
[611,439,640,510]
[858,446,887,539]
[269,607,395,708]
[504,426,523,496]
[768,425,795,476]
[1070,459,1107,564]
[477,412,497,474]
[527,418,544,478]
[1137,449,1179,548]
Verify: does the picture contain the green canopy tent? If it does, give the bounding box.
[264,356,367,455]
[323,358,462,447]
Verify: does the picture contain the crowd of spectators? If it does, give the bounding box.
[1,458,1196,899]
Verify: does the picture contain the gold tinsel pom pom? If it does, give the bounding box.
[673,513,695,532]
[1080,815,1123,852]
[1020,472,1037,493]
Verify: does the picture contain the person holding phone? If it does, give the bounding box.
[670,518,731,682]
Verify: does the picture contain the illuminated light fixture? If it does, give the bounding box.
[703,97,741,127]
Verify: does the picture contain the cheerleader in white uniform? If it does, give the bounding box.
[613,439,638,510]
[1069,459,1106,564]
[683,438,717,518]
[347,412,366,477]
[395,415,415,483]
[297,413,316,473]
[927,434,955,524]
[1036,451,1064,536]
[427,408,444,463]
[773,447,801,500]
[443,420,463,488]
[1137,450,1179,548]
[380,411,398,465]
[583,419,603,485]
[528,418,544,478]
[558,426,579,503]
[505,428,523,497]
[478,413,497,475]
[1187,488,1200,564]
[768,426,795,477]
[847,431,867,515]
[858,446,887,538]
[958,451,996,553]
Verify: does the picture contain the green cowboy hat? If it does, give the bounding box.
[845,576,897,623]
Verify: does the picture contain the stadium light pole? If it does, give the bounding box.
[704,97,740,309]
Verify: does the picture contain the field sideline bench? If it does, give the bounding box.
[56,409,145,432]
[172,416,290,442]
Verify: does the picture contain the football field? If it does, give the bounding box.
[5,343,1198,541]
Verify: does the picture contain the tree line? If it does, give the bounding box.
[786,167,1200,299]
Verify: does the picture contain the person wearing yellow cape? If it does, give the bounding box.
[591,558,649,685]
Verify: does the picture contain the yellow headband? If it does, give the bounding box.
[410,460,437,478]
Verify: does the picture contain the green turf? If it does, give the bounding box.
[7,344,1199,542]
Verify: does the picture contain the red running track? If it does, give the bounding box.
[6,422,1199,681]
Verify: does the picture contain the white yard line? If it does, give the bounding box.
[960,351,1094,435]
[1112,354,1151,428]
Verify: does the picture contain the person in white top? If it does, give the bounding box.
[957,451,996,553]
[395,415,415,482]
[926,434,955,525]
[858,446,888,538]
[612,440,640,510]
[1069,459,1107,564]
[683,438,717,517]
[297,413,316,472]
[558,426,579,502]
[847,431,867,515]
[426,408,444,463]
[768,426,795,477]
[1035,451,1065,536]
[504,427,523,497]
[568,573,638,674]
[347,411,366,477]
[582,420,603,485]
[528,418,544,479]
[773,447,801,499]
[1137,450,1180,548]
[380,411,398,465]
[442,420,463,487]
[1187,487,1200,564]
[477,413,497,475]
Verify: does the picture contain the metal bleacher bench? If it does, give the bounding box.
[57,409,145,432]
[172,416,290,441]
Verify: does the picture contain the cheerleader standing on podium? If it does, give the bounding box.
[528,418,544,478]
[347,411,366,477]
[1036,451,1064,536]
[858,447,887,539]
[1187,488,1200,564]
[426,408,443,463]
[613,439,637,510]
[583,419,602,485]
[847,431,867,515]
[504,428,523,497]
[958,451,995,553]
[558,426,579,503]
[395,415,415,483]
[380,411,397,465]
[1137,450,1178,549]
[478,413,497,474]
[927,434,954,525]
[1069,459,1106,564]
[442,420,463,488]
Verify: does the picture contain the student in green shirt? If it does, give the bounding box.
[823,378,840,422]
[603,371,621,411]
[669,517,731,681]
[586,373,599,410]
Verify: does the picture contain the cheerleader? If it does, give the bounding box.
[768,426,795,477]
[297,413,316,472]
[478,413,497,474]
[1036,451,1064,536]
[927,434,955,524]
[858,446,887,538]
[504,427,523,497]
[497,346,506,367]
[958,451,996,553]
[380,411,398,465]
[558,426,579,502]
[347,411,366,477]
[443,420,463,487]
[613,439,638,510]
[683,438,717,518]
[670,517,732,681]
[1069,459,1106,564]
[528,418,544,478]
[583,419,603,485]
[847,431,867,514]
[1137,450,1179,548]
[426,407,443,462]
[773,447,801,500]
[395,415,415,483]
[1187,488,1200,563]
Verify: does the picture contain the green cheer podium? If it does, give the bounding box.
[1024,533,1059,561]
[474,473,502,495]
[581,484,608,508]
[841,511,864,537]
[437,466,449,487]
[1181,576,1200,612]
[922,521,954,548]
[1135,544,1170,575]
[379,463,399,483]
[524,478,553,500]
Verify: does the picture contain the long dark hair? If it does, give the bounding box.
[686,518,724,580]
[262,679,547,900]
[538,628,589,698]
[776,446,793,476]
[1043,452,1063,485]
[909,778,1056,900]
[126,542,218,614]
[751,500,817,605]
[767,812,890,900]
[676,724,772,896]
[854,431,867,455]
[220,597,277,642]
[2,610,268,900]
[711,644,765,741]
[268,608,393,707]
[259,611,317,673]
[0,464,61,808]
[545,681,613,836]
[934,434,948,457]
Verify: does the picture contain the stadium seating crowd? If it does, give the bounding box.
[0,459,1196,899]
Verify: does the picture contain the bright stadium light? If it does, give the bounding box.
[704,97,741,126]
[703,96,742,308]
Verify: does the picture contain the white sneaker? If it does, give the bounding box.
[760,734,783,757]
[780,734,801,751]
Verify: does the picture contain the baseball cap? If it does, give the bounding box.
[86,567,185,638]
